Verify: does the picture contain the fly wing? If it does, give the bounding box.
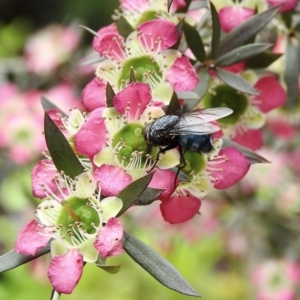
[169,107,232,135]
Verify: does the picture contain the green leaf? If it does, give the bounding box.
[191,69,211,105]
[106,82,115,108]
[78,25,98,36]
[0,243,51,273]
[284,39,300,108]
[222,139,270,164]
[183,21,206,62]
[134,187,164,205]
[44,113,84,178]
[41,97,67,117]
[216,68,259,95]
[215,43,272,67]
[217,5,280,57]
[123,231,200,297]
[96,264,121,274]
[245,51,282,69]
[210,1,221,59]
[116,172,154,217]
[171,19,184,50]
[282,11,293,28]
[116,16,134,38]
[166,91,181,114]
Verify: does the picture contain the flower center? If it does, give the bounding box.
[119,55,162,87]
[181,151,207,180]
[112,122,157,169]
[56,196,101,245]
[203,85,249,125]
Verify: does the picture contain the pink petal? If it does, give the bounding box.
[221,61,245,74]
[81,77,107,112]
[94,165,132,196]
[266,0,297,12]
[74,107,106,157]
[92,24,125,61]
[165,57,199,92]
[120,0,148,11]
[113,82,151,120]
[138,19,178,51]
[233,129,263,150]
[15,220,50,255]
[252,76,286,113]
[219,6,255,32]
[267,119,297,141]
[148,169,178,201]
[94,217,123,258]
[160,194,201,224]
[48,250,83,294]
[210,147,250,189]
[31,160,58,199]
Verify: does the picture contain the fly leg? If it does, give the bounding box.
[174,145,186,187]
[148,144,177,173]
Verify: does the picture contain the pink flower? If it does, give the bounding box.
[219,6,255,32]
[15,172,123,294]
[25,24,80,74]
[266,0,298,13]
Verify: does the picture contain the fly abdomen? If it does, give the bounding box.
[179,134,213,153]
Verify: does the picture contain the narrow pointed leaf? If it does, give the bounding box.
[167,0,174,12]
[123,231,200,297]
[50,290,61,300]
[116,172,154,217]
[81,54,105,65]
[215,43,272,67]
[217,5,280,57]
[0,243,51,273]
[41,97,67,117]
[222,139,270,164]
[192,69,210,102]
[171,19,184,50]
[97,265,121,274]
[284,40,300,108]
[210,1,221,59]
[183,21,206,62]
[44,113,84,178]
[106,82,115,108]
[116,16,134,38]
[134,188,164,205]
[79,25,98,36]
[166,91,181,114]
[216,68,259,95]
[245,51,282,69]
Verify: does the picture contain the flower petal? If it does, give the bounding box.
[100,197,123,222]
[81,77,107,112]
[219,6,255,32]
[31,159,58,199]
[165,57,199,92]
[160,194,201,224]
[15,220,50,255]
[74,107,106,157]
[94,165,132,196]
[211,147,250,189]
[113,82,151,120]
[253,76,286,113]
[48,249,83,294]
[233,129,263,151]
[138,19,178,50]
[149,169,178,201]
[94,217,123,258]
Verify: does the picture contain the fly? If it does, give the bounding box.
[144,107,233,179]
